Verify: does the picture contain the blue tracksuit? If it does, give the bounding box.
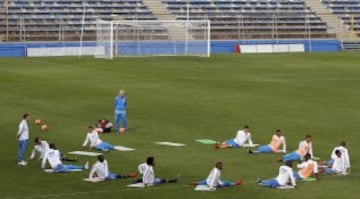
[114,95,127,131]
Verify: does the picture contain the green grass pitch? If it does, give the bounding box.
[0,52,359,199]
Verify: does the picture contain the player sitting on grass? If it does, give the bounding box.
[293,153,319,180]
[325,141,350,172]
[82,126,115,152]
[88,155,137,181]
[191,162,242,190]
[215,126,253,149]
[278,134,313,162]
[29,137,49,160]
[30,138,76,161]
[41,144,89,173]
[139,156,179,187]
[96,119,113,133]
[249,129,286,154]
[258,161,296,188]
[320,150,347,175]
[132,160,148,183]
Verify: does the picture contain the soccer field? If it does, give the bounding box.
[0,52,359,199]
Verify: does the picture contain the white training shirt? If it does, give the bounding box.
[297,140,313,158]
[17,119,29,141]
[206,167,223,189]
[89,160,109,180]
[41,148,62,169]
[234,130,253,146]
[332,156,347,174]
[30,140,50,159]
[82,130,102,147]
[142,164,155,185]
[138,162,147,175]
[331,146,350,169]
[276,165,296,186]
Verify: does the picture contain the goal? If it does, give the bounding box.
[94,20,211,59]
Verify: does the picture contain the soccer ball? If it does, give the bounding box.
[41,125,48,131]
[35,119,41,125]
[95,128,103,134]
[119,128,126,133]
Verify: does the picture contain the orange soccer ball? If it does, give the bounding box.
[41,124,48,131]
[35,119,41,125]
[119,127,126,134]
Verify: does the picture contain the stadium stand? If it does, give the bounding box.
[0,0,161,41]
[161,0,334,39]
[321,0,360,36]
[0,0,349,41]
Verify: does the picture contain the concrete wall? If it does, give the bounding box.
[211,39,341,53]
[0,39,341,57]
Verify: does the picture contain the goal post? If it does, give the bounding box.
[94,20,113,59]
[95,20,211,59]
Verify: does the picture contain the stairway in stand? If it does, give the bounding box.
[142,0,193,40]
[304,0,357,40]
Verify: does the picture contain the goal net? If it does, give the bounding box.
[95,20,211,59]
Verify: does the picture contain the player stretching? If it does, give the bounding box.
[82,126,115,152]
[215,126,253,149]
[132,160,148,183]
[191,162,242,190]
[293,154,319,180]
[258,161,296,188]
[141,157,179,187]
[29,137,49,160]
[249,129,286,154]
[41,144,89,173]
[88,155,136,181]
[325,141,350,172]
[279,134,313,162]
[321,150,347,175]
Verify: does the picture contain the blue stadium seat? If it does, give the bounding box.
[162,0,331,39]
[321,0,360,34]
